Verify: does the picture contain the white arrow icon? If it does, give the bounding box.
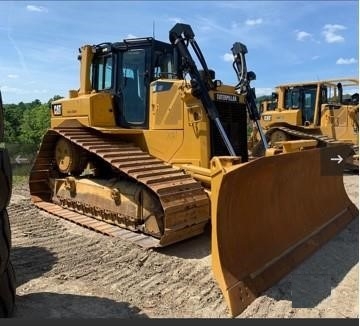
[330,154,343,164]
[15,155,29,164]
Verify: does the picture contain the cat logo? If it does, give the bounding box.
[214,93,239,103]
[52,104,62,116]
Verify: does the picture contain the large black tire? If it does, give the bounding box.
[0,209,15,318]
[0,90,15,318]
[0,149,12,212]
[0,262,15,317]
[0,210,11,275]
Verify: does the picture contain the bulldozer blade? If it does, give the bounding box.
[210,145,358,317]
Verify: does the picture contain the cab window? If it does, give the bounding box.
[154,51,176,79]
[285,88,300,109]
[93,55,113,91]
[122,49,146,125]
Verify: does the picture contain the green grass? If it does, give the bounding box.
[12,164,31,185]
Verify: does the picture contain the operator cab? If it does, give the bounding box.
[90,38,180,129]
[284,85,327,126]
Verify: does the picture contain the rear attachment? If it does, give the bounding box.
[210,145,358,316]
[29,127,210,248]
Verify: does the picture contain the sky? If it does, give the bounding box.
[0,0,358,104]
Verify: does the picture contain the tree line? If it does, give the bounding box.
[3,96,62,148]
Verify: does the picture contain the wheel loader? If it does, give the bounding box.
[249,78,359,169]
[0,90,16,317]
[29,23,358,317]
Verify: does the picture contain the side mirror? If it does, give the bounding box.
[247,71,256,81]
[271,92,278,100]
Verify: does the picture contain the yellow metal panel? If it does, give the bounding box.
[89,93,116,127]
[281,139,317,152]
[179,87,210,168]
[145,81,210,168]
[320,105,359,145]
[51,116,90,128]
[262,110,302,128]
[149,81,184,130]
[92,127,143,135]
[60,96,90,117]
[142,130,184,163]
[50,92,116,128]
[140,124,209,168]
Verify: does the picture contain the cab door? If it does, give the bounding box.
[120,49,148,128]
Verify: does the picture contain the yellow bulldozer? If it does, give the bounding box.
[29,23,358,317]
[249,78,359,169]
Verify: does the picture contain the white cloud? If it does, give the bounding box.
[26,5,48,12]
[7,74,19,79]
[0,85,48,95]
[296,31,312,41]
[0,86,19,93]
[336,57,358,65]
[168,17,183,24]
[223,53,233,62]
[322,24,346,43]
[245,18,263,26]
[125,34,138,39]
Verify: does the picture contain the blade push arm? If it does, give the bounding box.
[169,23,237,156]
[231,42,269,150]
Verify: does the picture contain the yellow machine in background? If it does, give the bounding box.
[29,24,358,317]
[250,78,359,168]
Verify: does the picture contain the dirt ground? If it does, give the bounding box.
[7,174,359,318]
